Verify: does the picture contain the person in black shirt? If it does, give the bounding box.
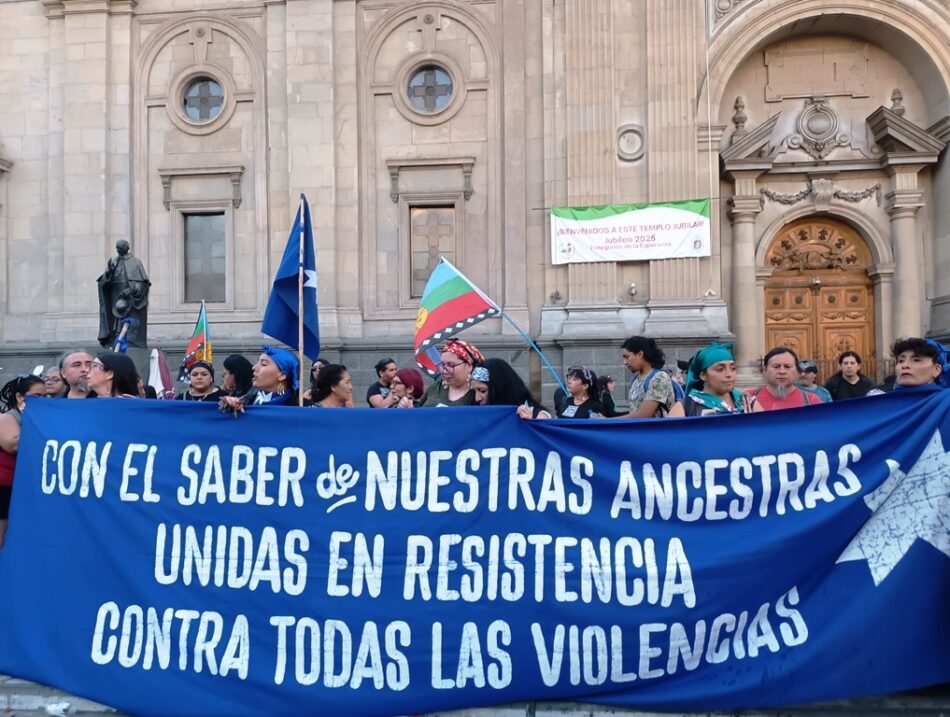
[366,357,398,408]
[824,351,875,400]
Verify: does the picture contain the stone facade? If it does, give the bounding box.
[0,0,948,397]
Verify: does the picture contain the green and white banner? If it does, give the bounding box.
[550,199,711,265]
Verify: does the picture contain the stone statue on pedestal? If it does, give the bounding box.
[97,239,150,349]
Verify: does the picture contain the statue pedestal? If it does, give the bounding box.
[125,347,151,388]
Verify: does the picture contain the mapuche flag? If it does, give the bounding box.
[413,257,498,373]
[178,301,211,382]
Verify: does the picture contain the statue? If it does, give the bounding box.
[97,239,150,349]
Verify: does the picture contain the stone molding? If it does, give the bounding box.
[158,166,245,210]
[38,0,136,18]
[385,157,474,203]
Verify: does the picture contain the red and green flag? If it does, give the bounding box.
[414,257,498,373]
[178,301,212,382]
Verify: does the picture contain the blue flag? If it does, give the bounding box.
[0,390,948,717]
[261,194,319,360]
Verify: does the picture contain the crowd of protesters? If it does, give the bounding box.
[1,333,947,549]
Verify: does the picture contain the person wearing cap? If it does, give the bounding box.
[419,339,484,407]
[366,357,398,408]
[796,360,832,403]
[175,361,224,402]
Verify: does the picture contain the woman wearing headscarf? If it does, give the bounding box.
[556,366,603,419]
[220,345,299,414]
[668,342,753,417]
[419,339,484,407]
[0,375,46,549]
[470,358,551,419]
[310,364,354,408]
[88,353,140,398]
[175,361,224,402]
[221,354,253,398]
[868,337,950,392]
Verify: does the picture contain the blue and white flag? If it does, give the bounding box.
[0,389,947,717]
[261,194,319,360]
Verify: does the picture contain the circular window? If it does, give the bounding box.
[183,76,225,123]
[407,65,454,113]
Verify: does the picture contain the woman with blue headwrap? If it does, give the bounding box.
[668,342,753,417]
[888,338,949,390]
[220,344,300,413]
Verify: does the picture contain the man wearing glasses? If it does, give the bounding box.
[366,357,398,408]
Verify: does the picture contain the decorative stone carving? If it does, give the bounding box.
[759,179,881,207]
[616,124,645,162]
[765,222,871,273]
[787,98,850,159]
[730,97,748,144]
[714,0,749,18]
[890,89,905,117]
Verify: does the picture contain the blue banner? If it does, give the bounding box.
[0,391,948,717]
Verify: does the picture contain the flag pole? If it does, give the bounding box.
[438,257,567,395]
[497,309,567,396]
[297,194,305,406]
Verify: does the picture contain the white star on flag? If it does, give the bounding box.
[303,269,317,290]
[837,428,950,585]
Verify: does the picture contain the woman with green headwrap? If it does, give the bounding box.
[668,342,753,417]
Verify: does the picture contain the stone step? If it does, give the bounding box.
[1,675,948,717]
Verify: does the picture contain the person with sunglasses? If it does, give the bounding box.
[556,366,603,419]
[419,339,484,407]
[367,357,398,408]
[0,374,46,549]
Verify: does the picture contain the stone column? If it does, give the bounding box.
[564,0,616,304]
[868,264,895,359]
[729,195,762,372]
[646,0,703,301]
[885,166,925,339]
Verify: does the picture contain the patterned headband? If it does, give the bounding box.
[471,366,489,383]
[441,339,485,366]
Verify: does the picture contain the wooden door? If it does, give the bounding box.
[764,218,874,378]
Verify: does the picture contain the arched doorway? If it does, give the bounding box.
[763,218,877,379]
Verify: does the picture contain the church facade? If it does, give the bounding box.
[0,0,947,391]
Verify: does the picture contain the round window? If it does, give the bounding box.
[183,76,225,123]
[407,65,454,113]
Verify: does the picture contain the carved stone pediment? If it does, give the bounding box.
[765,221,871,273]
[867,107,946,159]
[721,114,780,166]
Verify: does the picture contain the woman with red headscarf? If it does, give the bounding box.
[419,339,484,407]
